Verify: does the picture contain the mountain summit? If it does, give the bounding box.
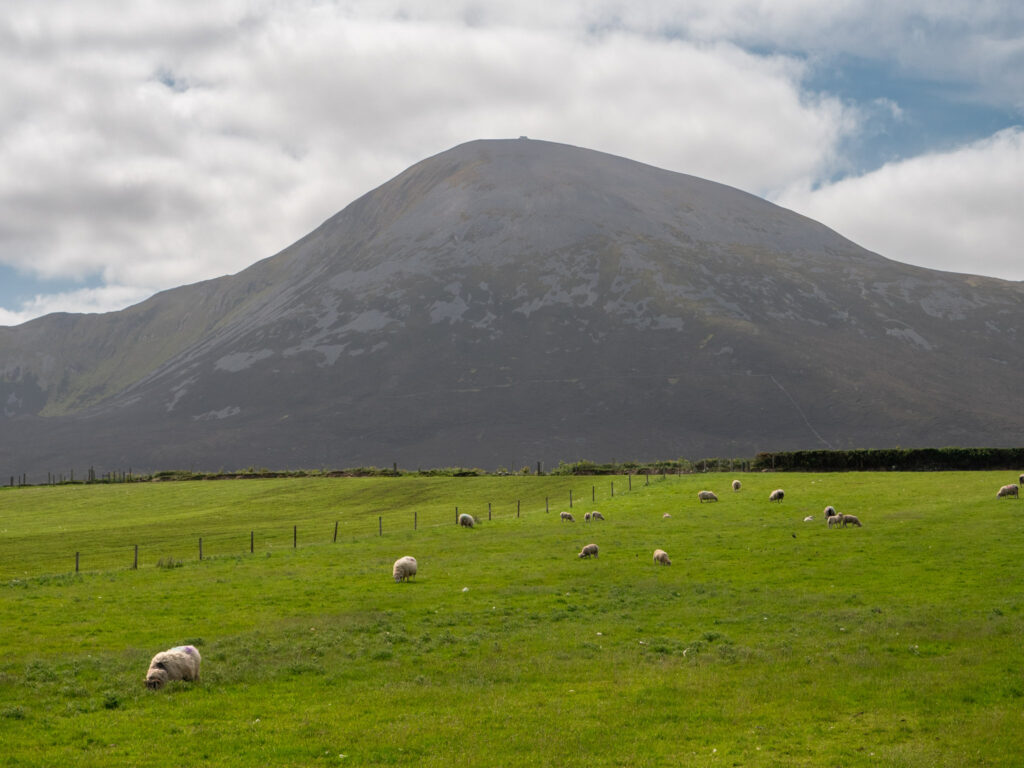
[2,138,1022,474]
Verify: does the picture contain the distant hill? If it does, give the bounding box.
[1,138,1022,477]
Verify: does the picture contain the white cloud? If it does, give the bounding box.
[0,1,858,323]
[0,284,156,327]
[775,128,1024,280]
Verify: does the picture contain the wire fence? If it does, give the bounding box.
[0,474,686,580]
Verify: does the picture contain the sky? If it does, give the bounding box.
[1,1,1023,326]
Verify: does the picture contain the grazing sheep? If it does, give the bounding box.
[560,511,576,522]
[841,514,862,527]
[392,555,418,583]
[769,489,785,502]
[662,513,672,519]
[653,549,671,565]
[145,645,201,690]
[1019,473,1024,487]
[697,490,719,503]
[826,514,843,528]
[732,479,742,491]
[823,505,837,519]
[584,512,592,522]
[590,511,605,521]
[803,515,814,522]
[578,543,599,559]
[996,484,1019,499]
[458,513,476,528]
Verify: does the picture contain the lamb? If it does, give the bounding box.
[826,514,843,528]
[590,511,605,521]
[996,484,1019,499]
[697,490,719,503]
[841,514,862,527]
[584,512,592,522]
[578,543,599,559]
[769,489,785,502]
[732,479,742,491]
[653,549,671,565]
[823,505,837,519]
[392,555,418,582]
[458,513,476,528]
[560,511,576,522]
[145,645,201,690]
[662,513,672,518]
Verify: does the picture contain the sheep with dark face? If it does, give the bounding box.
[590,511,605,521]
[823,505,837,519]
[769,489,785,502]
[697,490,718,503]
[145,645,201,690]
[578,543,599,559]
[458,513,476,528]
[393,555,418,582]
[560,511,576,522]
[732,479,742,491]
[653,549,671,565]
[997,484,1019,499]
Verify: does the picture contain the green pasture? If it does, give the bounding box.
[1,471,1023,766]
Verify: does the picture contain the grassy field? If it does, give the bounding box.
[1,471,1022,766]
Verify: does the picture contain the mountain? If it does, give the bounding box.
[1,138,1022,477]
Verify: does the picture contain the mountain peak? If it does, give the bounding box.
[1,140,1021,475]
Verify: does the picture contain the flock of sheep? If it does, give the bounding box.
[145,472,1023,690]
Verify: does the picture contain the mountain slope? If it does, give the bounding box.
[1,138,1022,475]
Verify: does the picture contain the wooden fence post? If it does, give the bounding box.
[379,516,382,536]
[133,544,138,570]
[251,531,255,553]
[293,525,297,549]
[629,474,632,491]
[546,497,549,513]
[199,538,203,561]
[75,552,79,573]
[333,521,338,543]
[488,502,492,521]
[611,481,614,497]
[569,490,573,508]
[414,511,418,530]
[455,507,459,525]
[517,500,520,518]
[592,486,595,502]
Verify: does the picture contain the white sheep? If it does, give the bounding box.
[841,514,862,527]
[578,543,599,559]
[590,511,605,521]
[996,484,1019,499]
[662,513,672,519]
[697,490,719,503]
[392,555,418,582]
[560,511,576,522]
[145,645,201,690]
[823,505,837,519]
[826,514,843,528]
[653,549,671,565]
[584,512,592,522]
[458,513,476,528]
[732,479,742,491]
[769,489,785,502]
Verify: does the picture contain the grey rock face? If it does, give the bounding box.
[1,138,1022,475]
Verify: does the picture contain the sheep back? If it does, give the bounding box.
[578,543,599,558]
[393,555,418,583]
[145,645,201,690]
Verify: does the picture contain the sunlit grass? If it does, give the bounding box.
[1,471,1023,765]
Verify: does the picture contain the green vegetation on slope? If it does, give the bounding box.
[1,472,1023,766]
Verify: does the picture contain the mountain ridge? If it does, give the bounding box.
[1,138,1022,475]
